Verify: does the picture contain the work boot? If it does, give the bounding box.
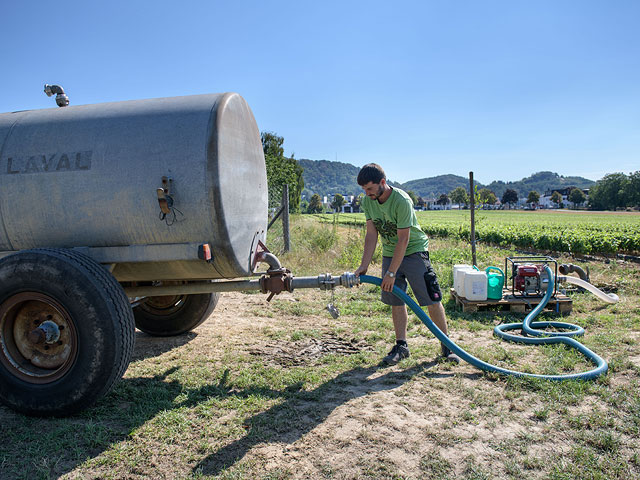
[440,343,460,364]
[383,342,410,365]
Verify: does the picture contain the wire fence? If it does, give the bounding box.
[267,184,290,254]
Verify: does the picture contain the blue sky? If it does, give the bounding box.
[1,0,638,184]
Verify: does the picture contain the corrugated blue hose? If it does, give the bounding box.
[359,265,607,380]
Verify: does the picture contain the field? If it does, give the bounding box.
[318,210,640,256]
[1,214,639,479]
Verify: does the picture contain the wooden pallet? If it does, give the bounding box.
[450,288,572,314]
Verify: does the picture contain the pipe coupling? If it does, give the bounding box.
[259,268,293,301]
[340,272,359,288]
[318,273,335,290]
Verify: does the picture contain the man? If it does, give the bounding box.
[353,163,459,365]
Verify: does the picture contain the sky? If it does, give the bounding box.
[1,0,638,185]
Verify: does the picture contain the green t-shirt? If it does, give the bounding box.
[361,187,429,257]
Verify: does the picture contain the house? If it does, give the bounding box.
[422,198,451,210]
[540,187,589,208]
[323,194,360,213]
[341,195,357,213]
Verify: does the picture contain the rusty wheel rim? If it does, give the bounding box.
[140,295,187,316]
[0,292,78,384]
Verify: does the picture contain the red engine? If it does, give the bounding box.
[515,264,541,294]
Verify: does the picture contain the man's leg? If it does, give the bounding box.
[400,251,458,364]
[381,257,410,365]
[392,305,408,340]
[427,302,459,363]
[426,302,448,335]
[382,305,410,365]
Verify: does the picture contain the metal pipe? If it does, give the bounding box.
[124,279,262,297]
[123,272,359,298]
[291,272,359,290]
[261,252,282,271]
[43,84,69,107]
[559,263,589,282]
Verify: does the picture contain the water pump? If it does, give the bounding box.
[506,256,558,297]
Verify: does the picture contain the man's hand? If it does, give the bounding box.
[354,265,368,277]
[381,273,395,292]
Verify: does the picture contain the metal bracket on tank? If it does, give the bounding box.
[157,176,173,215]
[157,176,183,225]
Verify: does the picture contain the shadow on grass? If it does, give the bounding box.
[130,330,198,362]
[0,346,476,479]
[192,360,480,476]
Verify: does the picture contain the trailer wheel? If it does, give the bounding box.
[0,249,134,416]
[133,292,219,336]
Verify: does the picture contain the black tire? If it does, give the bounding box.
[0,249,135,416]
[133,292,219,336]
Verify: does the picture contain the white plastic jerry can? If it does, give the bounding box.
[453,264,472,295]
[464,270,488,301]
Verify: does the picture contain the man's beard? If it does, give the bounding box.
[368,184,384,200]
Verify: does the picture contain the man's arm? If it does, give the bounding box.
[354,219,378,276]
[381,227,410,292]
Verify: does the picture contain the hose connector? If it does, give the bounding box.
[44,84,69,107]
[339,272,359,288]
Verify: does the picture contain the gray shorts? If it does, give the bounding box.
[381,252,443,306]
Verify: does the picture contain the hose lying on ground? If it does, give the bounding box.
[359,266,608,381]
[558,275,619,303]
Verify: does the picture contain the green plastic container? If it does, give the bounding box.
[485,266,505,300]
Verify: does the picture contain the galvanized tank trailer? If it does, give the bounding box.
[0,93,357,416]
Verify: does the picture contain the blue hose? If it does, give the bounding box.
[359,266,607,380]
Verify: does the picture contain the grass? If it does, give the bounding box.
[0,213,639,479]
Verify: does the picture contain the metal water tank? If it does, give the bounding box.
[0,92,268,280]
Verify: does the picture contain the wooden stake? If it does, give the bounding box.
[469,172,477,266]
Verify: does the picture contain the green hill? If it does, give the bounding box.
[485,171,595,198]
[299,159,361,198]
[401,174,481,199]
[299,160,595,200]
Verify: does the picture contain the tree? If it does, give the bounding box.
[568,188,587,208]
[501,188,518,208]
[261,131,304,213]
[450,186,469,207]
[307,194,324,214]
[436,193,449,206]
[331,193,345,212]
[550,191,563,207]
[588,173,629,210]
[527,191,540,205]
[628,172,640,207]
[625,171,640,208]
[261,131,284,158]
[478,188,497,206]
[406,190,418,206]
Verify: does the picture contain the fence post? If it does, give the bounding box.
[282,184,290,253]
[469,171,477,267]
